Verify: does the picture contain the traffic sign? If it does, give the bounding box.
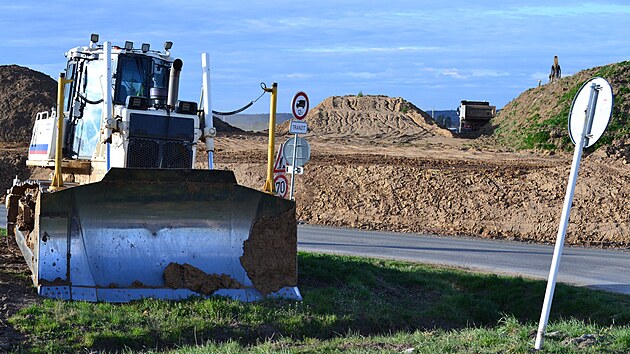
[568,77,613,148]
[287,165,304,175]
[283,137,311,167]
[273,142,287,173]
[272,142,288,198]
[291,92,309,120]
[289,120,308,134]
[274,174,289,198]
[535,76,614,350]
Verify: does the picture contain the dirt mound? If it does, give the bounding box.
[213,116,245,134]
[490,61,630,161]
[278,95,452,141]
[0,65,57,143]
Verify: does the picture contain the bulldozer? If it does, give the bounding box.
[5,34,301,302]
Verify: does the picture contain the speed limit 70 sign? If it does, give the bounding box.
[274,174,289,198]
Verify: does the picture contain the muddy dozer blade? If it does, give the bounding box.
[15,168,300,302]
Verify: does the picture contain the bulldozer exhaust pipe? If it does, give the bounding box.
[167,58,183,108]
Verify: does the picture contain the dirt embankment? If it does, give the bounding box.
[216,140,629,247]
[488,61,630,159]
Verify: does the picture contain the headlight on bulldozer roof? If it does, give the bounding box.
[175,100,198,115]
[126,96,149,110]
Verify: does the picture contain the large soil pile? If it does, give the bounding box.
[278,95,452,142]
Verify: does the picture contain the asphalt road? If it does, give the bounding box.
[298,225,630,295]
[2,205,629,294]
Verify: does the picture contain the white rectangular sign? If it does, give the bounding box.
[289,120,308,134]
[287,165,304,174]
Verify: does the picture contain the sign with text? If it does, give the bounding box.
[289,120,308,134]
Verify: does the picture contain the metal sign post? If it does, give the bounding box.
[286,92,310,200]
[290,133,299,200]
[284,136,310,200]
[534,77,613,350]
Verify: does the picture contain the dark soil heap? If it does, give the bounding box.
[0,65,55,195]
[0,65,57,143]
[278,95,452,141]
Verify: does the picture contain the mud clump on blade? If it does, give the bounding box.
[164,263,244,295]
[241,206,297,295]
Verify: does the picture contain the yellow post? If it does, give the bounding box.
[50,73,72,191]
[262,82,278,193]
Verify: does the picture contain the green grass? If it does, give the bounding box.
[8,252,630,353]
[0,227,7,237]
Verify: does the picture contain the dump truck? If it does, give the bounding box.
[457,100,496,133]
[5,34,301,302]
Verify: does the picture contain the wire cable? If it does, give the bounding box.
[209,82,268,116]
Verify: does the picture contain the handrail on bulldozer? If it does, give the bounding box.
[50,73,73,191]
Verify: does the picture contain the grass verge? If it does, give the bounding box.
[8,252,630,353]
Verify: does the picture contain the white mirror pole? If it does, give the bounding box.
[534,83,601,350]
[201,53,214,170]
[289,134,298,200]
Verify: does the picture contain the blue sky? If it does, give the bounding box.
[1,1,629,112]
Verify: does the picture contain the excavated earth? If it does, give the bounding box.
[213,94,629,247]
[1,67,629,350]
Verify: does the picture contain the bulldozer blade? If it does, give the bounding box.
[14,168,300,302]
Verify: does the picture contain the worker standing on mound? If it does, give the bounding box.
[549,55,561,82]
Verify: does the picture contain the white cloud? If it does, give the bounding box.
[422,67,467,80]
[345,72,378,79]
[440,69,466,79]
[486,3,630,17]
[470,69,509,77]
[292,46,442,54]
[283,73,312,79]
